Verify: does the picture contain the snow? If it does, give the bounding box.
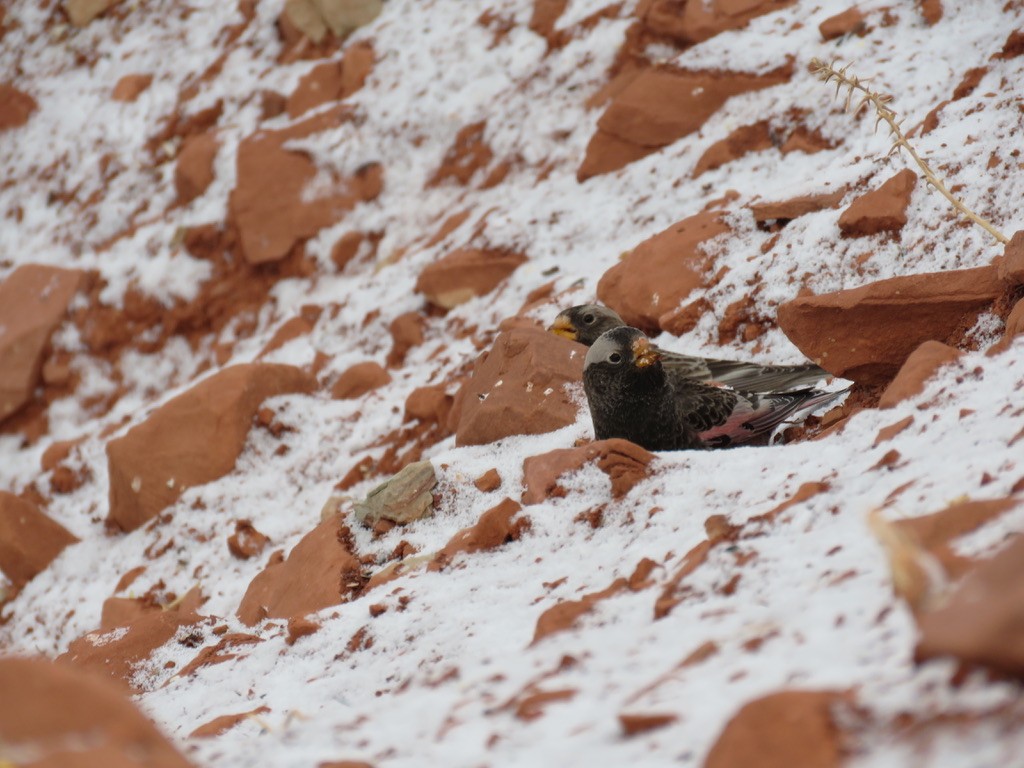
[2,0,1024,765]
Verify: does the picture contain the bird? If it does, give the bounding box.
[583,326,847,451]
[550,303,829,392]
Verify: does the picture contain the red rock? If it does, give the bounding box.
[777,266,1003,385]
[452,328,583,446]
[189,706,270,738]
[818,7,867,40]
[227,520,271,559]
[705,690,851,768]
[989,297,1024,354]
[318,763,375,768]
[692,121,772,177]
[618,712,678,736]
[473,468,501,492]
[514,688,577,720]
[597,211,730,331]
[286,616,321,645]
[878,340,962,408]
[229,106,383,264]
[533,579,626,643]
[112,73,153,102]
[522,439,656,504]
[66,0,122,26]
[387,311,426,367]
[174,131,218,204]
[287,60,344,118]
[0,492,78,587]
[59,588,204,692]
[258,314,316,357]
[838,170,918,237]
[415,247,527,309]
[100,597,155,630]
[579,64,791,179]
[996,230,1024,285]
[918,0,943,25]
[0,265,83,423]
[749,190,845,223]
[0,84,37,130]
[284,41,375,117]
[529,0,569,46]
[428,121,494,187]
[873,415,914,447]
[430,498,527,570]
[0,657,193,767]
[643,0,796,44]
[107,363,315,532]
[331,361,391,399]
[405,384,453,426]
[237,513,362,625]
[916,534,1024,676]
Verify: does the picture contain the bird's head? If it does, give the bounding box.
[548,304,625,346]
[584,326,662,373]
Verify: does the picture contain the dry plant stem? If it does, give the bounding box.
[810,58,1009,246]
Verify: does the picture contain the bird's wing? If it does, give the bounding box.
[695,388,848,447]
[659,347,828,392]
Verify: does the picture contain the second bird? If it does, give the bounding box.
[552,303,828,392]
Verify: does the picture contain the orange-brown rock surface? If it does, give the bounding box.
[229,106,383,264]
[174,131,219,204]
[286,41,375,118]
[415,247,528,309]
[59,588,205,691]
[704,690,852,768]
[818,7,868,40]
[0,492,78,587]
[916,535,1024,676]
[332,361,392,399]
[996,230,1024,284]
[112,73,153,102]
[107,363,315,532]
[777,266,1003,385]
[579,64,792,179]
[430,497,528,570]
[693,121,772,177]
[642,0,796,44]
[749,189,845,223]
[452,328,584,446]
[237,513,362,625]
[838,170,918,237]
[0,265,83,423]
[522,439,656,504]
[597,210,730,331]
[0,656,194,767]
[0,83,37,130]
[878,340,962,408]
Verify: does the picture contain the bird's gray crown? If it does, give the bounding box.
[585,326,642,369]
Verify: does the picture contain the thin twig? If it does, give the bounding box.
[810,58,1008,246]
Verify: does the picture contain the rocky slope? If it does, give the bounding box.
[1,0,1024,766]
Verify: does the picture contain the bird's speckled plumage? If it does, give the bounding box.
[583,327,847,451]
[551,304,829,392]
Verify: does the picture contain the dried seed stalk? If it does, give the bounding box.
[810,58,1008,246]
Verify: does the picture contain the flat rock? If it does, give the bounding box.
[749,189,845,223]
[693,121,772,177]
[579,64,791,179]
[174,131,219,204]
[107,363,315,532]
[237,513,362,625]
[0,492,78,587]
[286,41,375,118]
[0,656,194,767]
[0,83,38,130]
[818,6,868,40]
[112,73,153,102]
[838,170,918,237]
[353,461,437,527]
[705,690,851,768]
[66,0,121,26]
[229,106,383,264]
[415,247,527,309]
[331,361,391,399]
[777,265,1003,385]
[430,497,527,570]
[522,439,656,504]
[59,588,204,692]
[996,230,1024,285]
[916,534,1024,677]
[597,210,730,331]
[453,328,584,446]
[643,0,796,44]
[878,340,962,408]
[0,264,83,423]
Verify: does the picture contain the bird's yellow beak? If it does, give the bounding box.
[548,315,578,341]
[631,336,660,368]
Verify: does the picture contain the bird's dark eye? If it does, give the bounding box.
[582,313,595,325]
[608,352,622,364]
